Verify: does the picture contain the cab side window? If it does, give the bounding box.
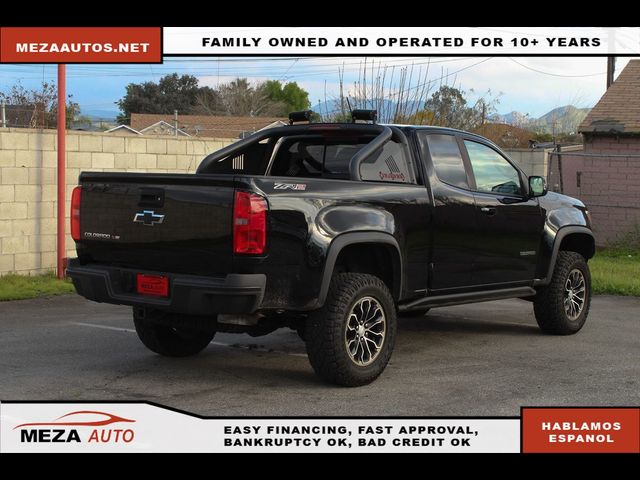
[419,133,469,189]
[464,140,523,196]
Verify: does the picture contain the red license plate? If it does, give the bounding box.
[136,274,169,297]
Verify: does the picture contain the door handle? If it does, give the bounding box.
[480,207,497,216]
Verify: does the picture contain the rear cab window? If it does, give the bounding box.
[417,132,469,189]
[269,134,416,184]
[270,139,368,180]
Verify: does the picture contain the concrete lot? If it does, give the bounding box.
[0,295,637,416]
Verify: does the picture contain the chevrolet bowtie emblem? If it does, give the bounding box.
[133,210,165,226]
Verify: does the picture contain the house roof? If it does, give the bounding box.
[579,60,640,134]
[105,125,142,135]
[239,120,289,138]
[131,113,286,139]
[4,103,45,128]
[71,123,101,132]
[257,120,288,130]
[139,120,191,137]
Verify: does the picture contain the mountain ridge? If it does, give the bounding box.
[491,105,591,133]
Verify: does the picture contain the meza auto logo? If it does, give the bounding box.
[14,410,136,444]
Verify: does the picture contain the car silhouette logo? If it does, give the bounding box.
[133,210,165,226]
[14,410,136,429]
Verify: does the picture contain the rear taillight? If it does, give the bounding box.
[71,186,82,241]
[233,191,267,255]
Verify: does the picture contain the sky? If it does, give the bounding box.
[0,56,636,119]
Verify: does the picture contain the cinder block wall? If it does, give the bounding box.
[503,148,550,177]
[0,128,231,275]
[0,130,550,276]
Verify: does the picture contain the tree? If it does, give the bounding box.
[49,100,81,128]
[116,75,310,121]
[420,86,501,130]
[0,81,79,128]
[116,73,217,124]
[216,78,310,116]
[260,80,310,115]
[217,78,262,116]
[424,85,472,129]
[192,88,224,116]
[399,109,435,125]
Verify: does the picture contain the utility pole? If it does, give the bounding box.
[174,109,178,137]
[1,100,6,128]
[607,56,616,89]
[606,28,616,89]
[57,65,66,279]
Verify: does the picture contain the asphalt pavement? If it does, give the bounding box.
[0,295,637,416]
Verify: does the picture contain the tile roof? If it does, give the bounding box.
[131,113,286,139]
[579,60,640,134]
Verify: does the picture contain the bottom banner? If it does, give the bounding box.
[2,402,638,453]
[0,402,518,453]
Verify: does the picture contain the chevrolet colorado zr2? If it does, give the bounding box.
[68,110,595,386]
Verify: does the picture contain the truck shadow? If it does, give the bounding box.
[90,313,543,392]
[397,313,540,336]
[138,313,541,389]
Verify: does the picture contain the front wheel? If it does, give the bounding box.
[534,251,591,335]
[305,273,397,387]
[133,309,216,357]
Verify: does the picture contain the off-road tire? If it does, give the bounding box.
[534,251,591,335]
[305,273,397,387]
[133,309,216,357]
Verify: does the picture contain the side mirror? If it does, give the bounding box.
[528,176,548,197]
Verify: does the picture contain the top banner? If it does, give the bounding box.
[0,27,638,63]
[163,27,640,56]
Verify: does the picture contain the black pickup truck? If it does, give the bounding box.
[68,110,595,386]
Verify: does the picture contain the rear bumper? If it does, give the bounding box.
[66,259,266,315]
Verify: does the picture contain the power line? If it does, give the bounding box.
[385,57,493,97]
[508,58,605,78]
[0,57,477,79]
[278,58,299,81]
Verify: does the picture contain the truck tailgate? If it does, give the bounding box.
[76,172,236,275]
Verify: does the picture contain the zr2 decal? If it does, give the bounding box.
[274,183,307,191]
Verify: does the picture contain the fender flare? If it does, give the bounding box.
[534,225,595,286]
[314,232,403,308]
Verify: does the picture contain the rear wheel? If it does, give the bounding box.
[133,309,216,357]
[305,273,397,387]
[534,251,591,335]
